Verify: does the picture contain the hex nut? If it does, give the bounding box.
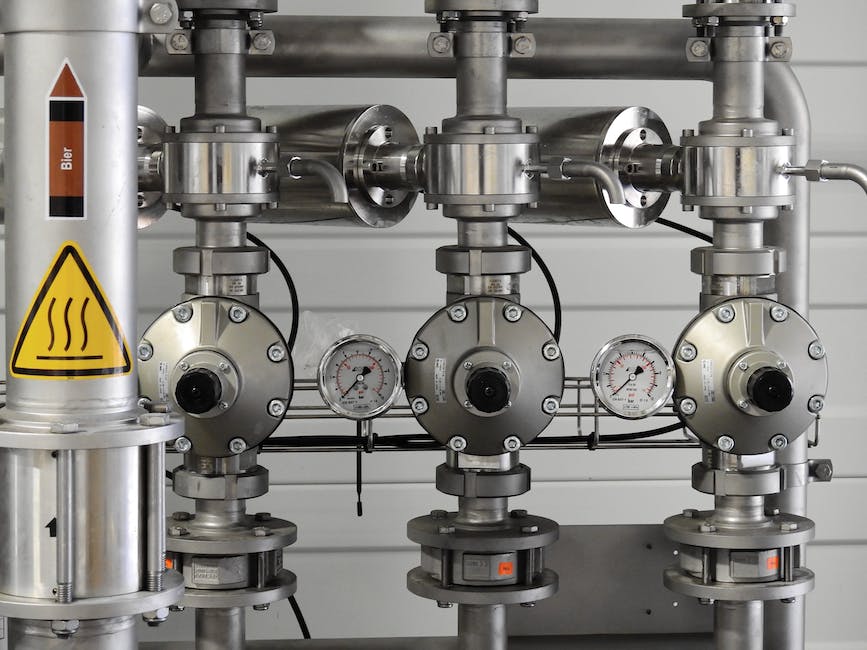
[411,397,429,415]
[521,524,540,534]
[138,341,154,361]
[228,437,248,454]
[430,509,448,519]
[679,343,697,362]
[50,620,80,637]
[174,437,192,453]
[169,526,189,537]
[173,305,193,323]
[149,2,174,25]
[172,511,192,521]
[437,601,454,608]
[411,342,429,361]
[267,344,286,362]
[268,399,286,418]
[503,305,523,323]
[229,305,249,324]
[448,436,468,452]
[699,522,717,533]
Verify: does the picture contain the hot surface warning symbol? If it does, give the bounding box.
[10,242,132,379]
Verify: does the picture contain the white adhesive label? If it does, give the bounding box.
[701,359,716,403]
[158,361,170,402]
[434,358,447,403]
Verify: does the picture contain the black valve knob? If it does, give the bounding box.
[747,367,794,413]
[175,368,223,415]
[466,367,511,414]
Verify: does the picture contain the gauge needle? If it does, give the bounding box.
[342,366,372,398]
[611,365,644,396]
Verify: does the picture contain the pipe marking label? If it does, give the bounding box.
[48,61,86,220]
[10,242,132,379]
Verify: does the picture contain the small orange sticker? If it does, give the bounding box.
[165,558,174,570]
[498,562,514,576]
[767,555,780,571]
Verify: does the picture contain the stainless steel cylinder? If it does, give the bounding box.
[250,105,419,227]
[8,616,136,650]
[511,107,673,227]
[715,600,763,650]
[458,604,507,650]
[3,0,139,420]
[195,607,245,650]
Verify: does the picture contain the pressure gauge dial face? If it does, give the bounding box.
[318,335,403,420]
[590,335,675,419]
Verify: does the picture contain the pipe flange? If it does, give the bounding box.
[425,0,539,14]
[180,569,297,609]
[664,512,815,550]
[436,246,532,277]
[691,247,785,277]
[0,416,182,450]
[166,516,297,555]
[173,247,269,277]
[673,297,827,455]
[691,463,784,497]
[664,567,813,602]
[0,571,184,620]
[408,566,556,606]
[139,297,293,457]
[435,463,531,498]
[683,3,795,20]
[177,0,277,11]
[407,512,558,553]
[172,465,269,500]
[405,297,564,456]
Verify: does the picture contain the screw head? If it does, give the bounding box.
[521,524,539,534]
[679,398,697,416]
[503,304,523,323]
[780,522,798,532]
[717,435,735,452]
[430,509,448,519]
[431,35,451,54]
[228,305,249,324]
[808,341,825,360]
[174,437,192,453]
[679,343,697,362]
[411,397,429,415]
[255,512,272,522]
[268,399,286,418]
[228,437,247,454]
[253,526,272,537]
[448,304,468,322]
[738,400,750,411]
[411,342,429,361]
[169,32,189,52]
[448,436,467,452]
[253,603,270,612]
[682,508,697,519]
[542,342,561,361]
[267,344,286,362]
[814,461,833,481]
[699,522,717,533]
[770,41,790,59]
[173,304,193,323]
[808,395,825,413]
[438,525,456,535]
[502,361,513,370]
[770,434,789,450]
[50,620,80,637]
[219,362,230,372]
[770,305,789,323]
[169,525,189,537]
[252,32,273,51]
[716,305,736,323]
[437,601,454,609]
[172,511,192,521]
[137,341,154,361]
[503,436,522,452]
[542,396,560,415]
[149,2,174,25]
[738,360,749,371]
[690,40,709,58]
[514,35,533,55]
[463,360,474,370]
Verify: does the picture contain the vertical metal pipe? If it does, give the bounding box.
[715,601,763,650]
[458,604,507,650]
[55,450,74,603]
[762,61,812,650]
[195,607,246,650]
[146,442,166,592]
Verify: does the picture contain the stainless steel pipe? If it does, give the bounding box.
[195,607,246,650]
[715,601,764,650]
[458,604,507,650]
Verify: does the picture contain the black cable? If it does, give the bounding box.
[289,595,311,640]
[656,217,713,244]
[246,232,300,350]
[507,227,562,343]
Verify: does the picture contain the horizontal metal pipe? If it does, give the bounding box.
[119,17,706,80]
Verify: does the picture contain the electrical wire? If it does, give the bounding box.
[507,227,562,343]
[656,217,713,244]
[246,232,300,350]
[289,595,311,640]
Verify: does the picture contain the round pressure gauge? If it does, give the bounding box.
[318,334,403,420]
[590,335,676,419]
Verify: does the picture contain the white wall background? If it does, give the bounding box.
[6,0,867,647]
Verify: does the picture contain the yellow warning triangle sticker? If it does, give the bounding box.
[10,242,132,379]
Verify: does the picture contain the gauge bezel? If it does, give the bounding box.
[317,334,404,420]
[590,334,676,420]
